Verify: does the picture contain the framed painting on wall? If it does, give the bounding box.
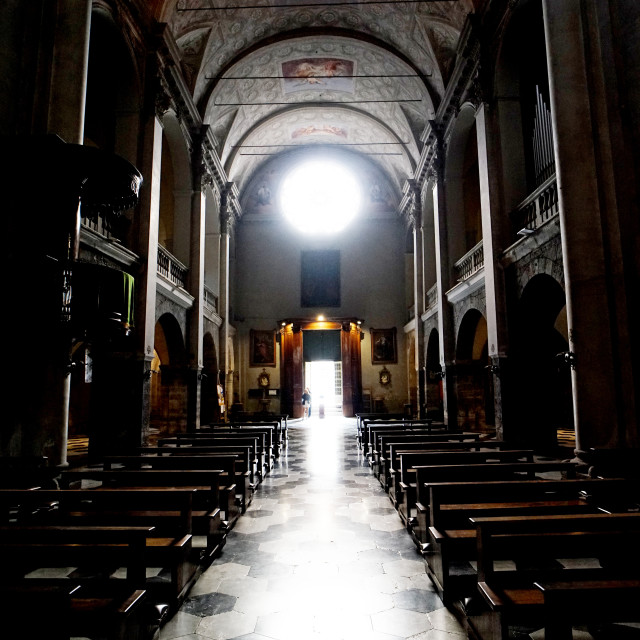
[250,329,276,367]
[301,249,340,308]
[371,328,397,364]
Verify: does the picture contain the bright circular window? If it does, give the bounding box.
[280,159,362,233]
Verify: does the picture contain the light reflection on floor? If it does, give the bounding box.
[159,416,468,640]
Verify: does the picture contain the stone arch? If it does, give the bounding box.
[512,273,573,448]
[201,332,221,425]
[515,239,565,298]
[425,328,443,421]
[455,309,494,431]
[151,313,189,435]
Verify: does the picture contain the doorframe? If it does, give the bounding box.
[278,318,363,418]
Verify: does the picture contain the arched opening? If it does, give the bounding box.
[151,314,188,437]
[513,274,573,449]
[425,329,443,421]
[201,333,220,426]
[456,310,494,432]
[68,343,92,456]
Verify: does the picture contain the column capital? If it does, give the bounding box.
[220,182,238,234]
[401,179,421,228]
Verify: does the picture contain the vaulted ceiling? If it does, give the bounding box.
[156,0,474,211]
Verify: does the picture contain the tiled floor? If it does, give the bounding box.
[159,415,468,640]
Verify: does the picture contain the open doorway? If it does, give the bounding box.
[305,361,343,417]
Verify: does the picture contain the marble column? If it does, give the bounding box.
[475,103,514,441]
[412,219,427,418]
[432,175,459,429]
[218,185,234,417]
[542,0,639,449]
[187,133,208,431]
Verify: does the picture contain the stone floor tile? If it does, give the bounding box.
[160,418,470,640]
[160,611,201,639]
[372,607,434,637]
[197,611,258,640]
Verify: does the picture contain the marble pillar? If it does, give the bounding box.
[543,0,639,449]
[432,178,459,429]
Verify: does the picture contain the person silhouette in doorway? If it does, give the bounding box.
[302,388,311,418]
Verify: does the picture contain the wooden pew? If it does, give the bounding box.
[365,420,452,457]
[394,449,537,519]
[423,477,635,605]
[102,453,247,522]
[355,414,406,452]
[380,436,498,492]
[209,419,285,449]
[406,461,580,549]
[0,524,160,640]
[205,422,280,459]
[0,456,59,489]
[215,425,278,464]
[368,427,457,474]
[158,433,268,481]
[270,413,289,443]
[155,436,261,486]
[372,431,483,481]
[361,419,440,457]
[138,445,256,506]
[166,428,275,477]
[231,417,288,448]
[466,513,640,640]
[58,468,230,534]
[6,486,225,563]
[0,488,208,610]
[0,583,156,640]
[356,412,405,428]
[534,578,640,640]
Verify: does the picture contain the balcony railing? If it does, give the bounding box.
[511,174,558,237]
[82,213,120,240]
[453,240,484,282]
[204,286,219,314]
[157,246,188,289]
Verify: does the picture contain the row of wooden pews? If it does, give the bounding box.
[0,417,286,640]
[356,415,640,640]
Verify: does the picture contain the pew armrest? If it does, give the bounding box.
[477,581,508,610]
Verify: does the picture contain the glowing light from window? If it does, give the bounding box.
[280,159,362,233]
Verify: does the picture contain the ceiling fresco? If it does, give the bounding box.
[156,0,474,214]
